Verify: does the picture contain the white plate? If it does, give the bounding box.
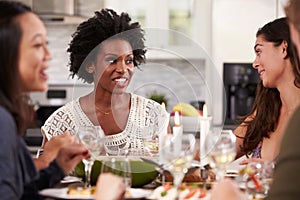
[39,187,152,200]
[60,176,82,184]
[39,187,94,199]
[126,188,153,199]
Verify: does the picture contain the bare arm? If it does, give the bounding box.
[234,124,247,159]
[234,114,255,159]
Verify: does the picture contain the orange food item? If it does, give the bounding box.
[250,174,262,191]
[184,188,197,199]
[198,189,207,198]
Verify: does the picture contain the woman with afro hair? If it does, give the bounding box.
[42,8,169,156]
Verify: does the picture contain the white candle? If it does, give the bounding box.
[161,102,166,111]
[159,102,170,163]
[200,104,212,165]
[173,111,183,155]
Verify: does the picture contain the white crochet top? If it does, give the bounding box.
[42,93,169,155]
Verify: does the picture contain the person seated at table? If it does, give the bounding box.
[211,2,300,198]
[41,8,169,156]
[234,17,300,164]
[0,1,89,199]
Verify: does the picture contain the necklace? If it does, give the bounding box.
[95,107,111,115]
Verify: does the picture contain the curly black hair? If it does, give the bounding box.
[68,8,146,83]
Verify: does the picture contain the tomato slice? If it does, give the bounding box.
[198,189,207,198]
[184,188,197,199]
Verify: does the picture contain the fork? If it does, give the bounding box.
[200,167,208,190]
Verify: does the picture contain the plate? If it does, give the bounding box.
[126,188,153,199]
[60,176,82,184]
[39,187,152,200]
[39,187,94,200]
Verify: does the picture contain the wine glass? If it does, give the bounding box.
[77,126,105,188]
[101,157,132,190]
[160,134,196,197]
[205,129,236,180]
[142,132,159,157]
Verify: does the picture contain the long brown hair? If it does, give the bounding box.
[0,1,32,135]
[239,17,300,156]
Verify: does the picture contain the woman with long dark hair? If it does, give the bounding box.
[234,17,300,164]
[0,1,89,199]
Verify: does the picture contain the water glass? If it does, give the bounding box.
[101,157,132,189]
[246,161,275,199]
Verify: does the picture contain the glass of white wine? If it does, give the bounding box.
[142,132,159,157]
[77,126,105,188]
[205,129,236,180]
[161,134,196,197]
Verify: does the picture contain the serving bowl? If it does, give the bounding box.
[75,158,158,188]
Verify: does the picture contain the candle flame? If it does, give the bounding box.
[161,102,166,110]
[174,111,180,126]
[203,104,208,118]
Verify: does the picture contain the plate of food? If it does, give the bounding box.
[39,186,152,200]
[39,187,95,200]
[148,182,210,200]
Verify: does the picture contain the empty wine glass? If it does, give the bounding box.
[160,134,196,197]
[101,157,132,190]
[205,129,236,180]
[77,126,105,188]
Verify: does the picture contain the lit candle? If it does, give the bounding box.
[173,111,183,154]
[161,102,166,111]
[200,104,212,165]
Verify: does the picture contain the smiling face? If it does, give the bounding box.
[18,12,51,92]
[90,39,134,94]
[252,35,288,88]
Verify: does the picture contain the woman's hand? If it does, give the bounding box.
[95,173,126,200]
[34,131,76,170]
[239,158,264,165]
[55,143,89,174]
[211,178,247,200]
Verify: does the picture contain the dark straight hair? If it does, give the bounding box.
[0,1,32,135]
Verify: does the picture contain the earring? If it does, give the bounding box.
[86,64,95,73]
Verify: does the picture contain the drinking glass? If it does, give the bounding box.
[160,134,196,197]
[246,161,275,199]
[205,129,236,180]
[101,157,132,190]
[142,132,159,157]
[77,126,105,188]
[262,161,275,195]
